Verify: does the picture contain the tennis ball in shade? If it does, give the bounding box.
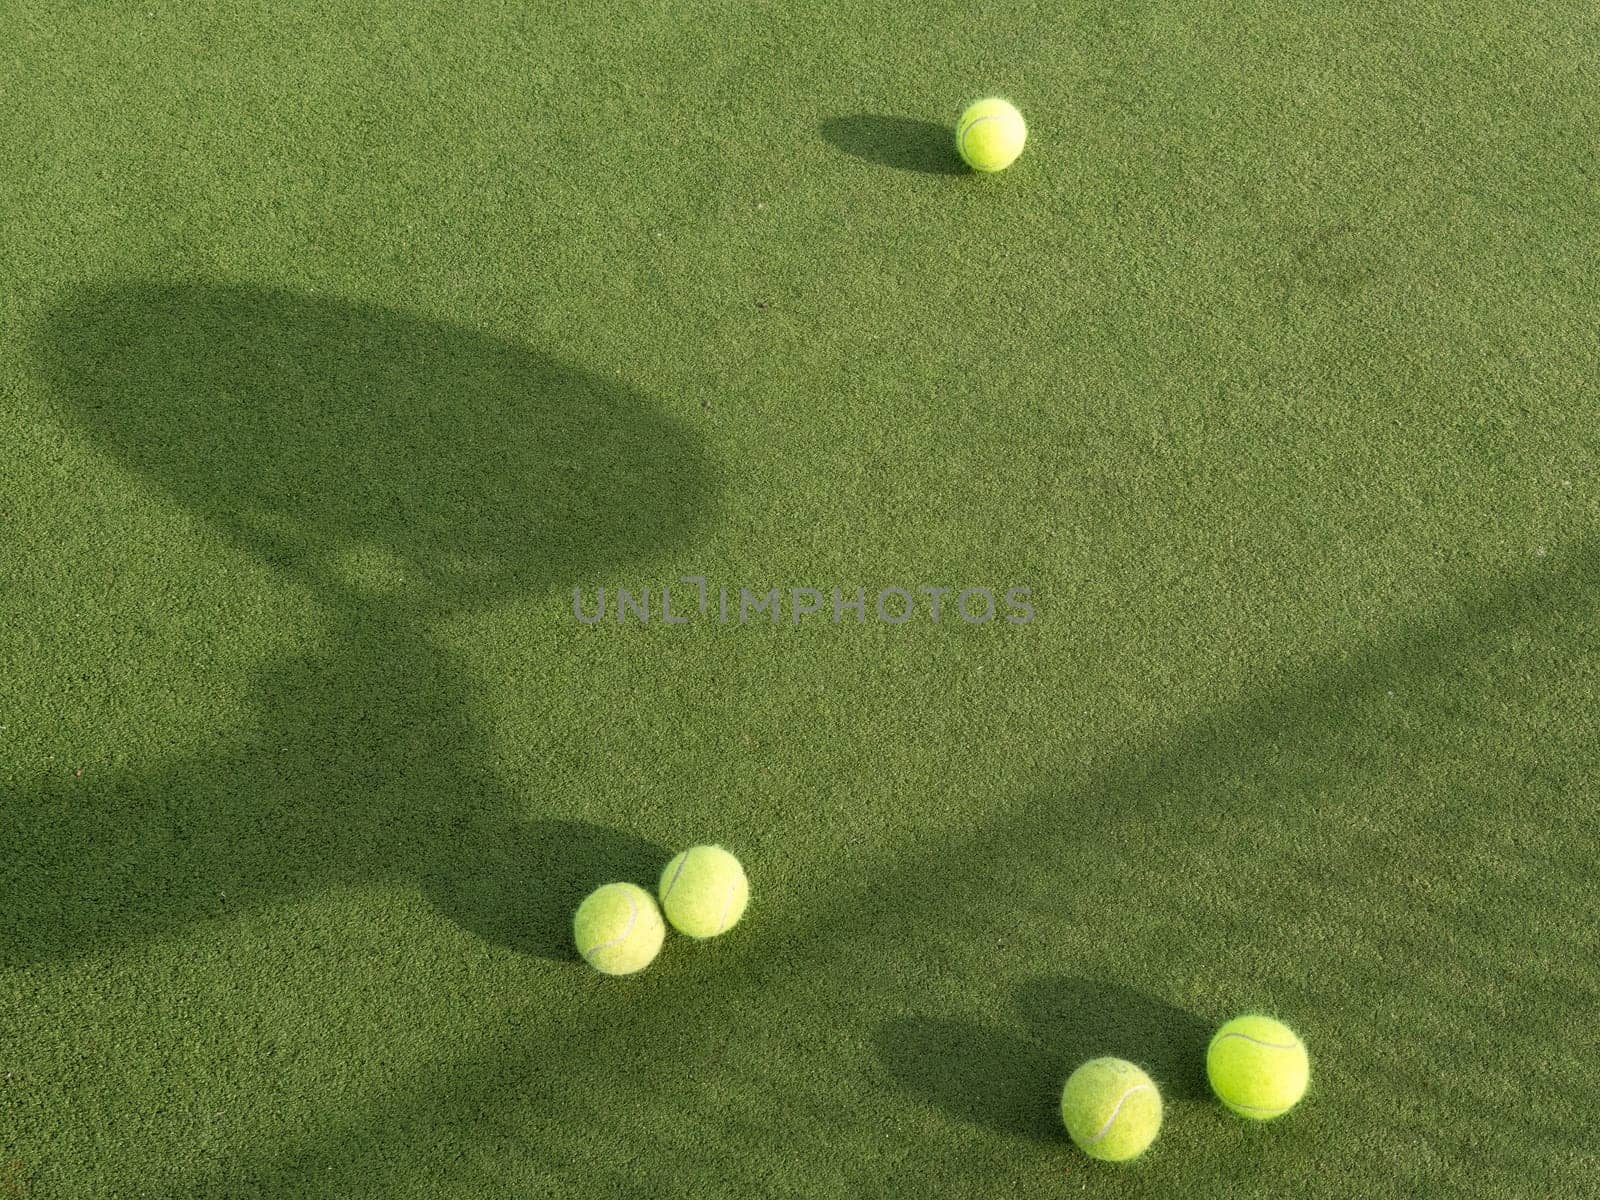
[572,882,665,975]
[1060,1057,1163,1162]
[955,98,1027,172]
[1206,1015,1311,1119]
[658,845,748,938]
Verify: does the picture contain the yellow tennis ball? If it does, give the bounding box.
[1060,1057,1163,1162]
[955,97,1027,172]
[658,844,748,938]
[572,882,665,975]
[1206,1015,1311,1119]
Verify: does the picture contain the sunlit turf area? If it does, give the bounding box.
[3,2,1597,1196]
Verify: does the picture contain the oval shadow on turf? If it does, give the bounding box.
[1015,976,1213,1103]
[9,282,716,966]
[428,820,673,961]
[875,978,1212,1141]
[37,282,715,617]
[874,1017,1062,1141]
[820,115,966,176]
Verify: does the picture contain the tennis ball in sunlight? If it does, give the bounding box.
[658,844,748,938]
[573,882,665,975]
[1206,1015,1311,1119]
[1060,1057,1163,1162]
[955,97,1027,172]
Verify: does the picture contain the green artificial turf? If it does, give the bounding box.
[3,1,1598,1196]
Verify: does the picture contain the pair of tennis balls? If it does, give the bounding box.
[955,97,1027,172]
[1061,1015,1311,1163]
[572,844,748,975]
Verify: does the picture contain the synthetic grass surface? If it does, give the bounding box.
[3,1,1598,1196]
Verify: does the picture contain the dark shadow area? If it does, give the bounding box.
[39,283,711,616]
[874,1017,1060,1141]
[875,979,1209,1142]
[32,292,1600,1198]
[820,115,966,175]
[4,282,715,967]
[429,820,672,961]
[158,540,1600,1195]
[1015,976,1212,1102]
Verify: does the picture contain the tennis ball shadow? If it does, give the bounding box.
[431,820,672,961]
[875,980,1210,1141]
[1016,977,1213,1103]
[820,115,966,176]
[874,1017,1061,1142]
[10,282,714,966]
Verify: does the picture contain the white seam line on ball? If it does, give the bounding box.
[959,115,999,160]
[661,853,689,902]
[1222,1098,1289,1115]
[587,891,639,958]
[1213,1032,1299,1051]
[1086,1084,1152,1144]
